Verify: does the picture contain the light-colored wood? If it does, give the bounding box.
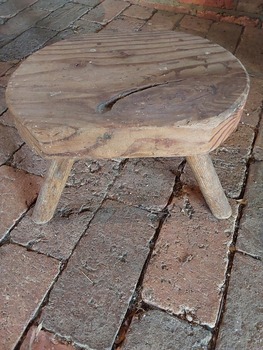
[5,31,250,222]
[6,31,249,159]
[186,154,232,219]
[32,158,74,224]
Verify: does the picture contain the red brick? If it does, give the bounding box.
[142,183,239,327]
[196,10,222,21]
[179,0,234,9]
[0,124,23,165]
[179,15,213,34]
[122,310,212,349]
[10,159,120,260]
[207,21,242,53]
[104,15,145,32]
[221,15,260,27]
[142,11,184,31]
[236,27,263,74]
[108,157,183,211]
[237,0,263,14]
[241,77,263,128]
[216,254,263,349]
[11,143,48,177]
[0,165,42,240]
[20,326,77,350]
[237,162,263,259]
[40,200,159,349]
[0,244,60,350]
[122,4,154,20]
[81,0,130,24]
[0,110,15,127]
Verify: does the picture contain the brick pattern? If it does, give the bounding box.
[122,310,212,349]
[0,166,43,240]
[0,244,60,350]
[142,182,239,327]
[0,1,262,350]
[216,254,263,350]
[41,200,159,349]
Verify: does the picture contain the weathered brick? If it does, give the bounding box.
[220,15,260,27]
[0,165,42,240]
[241,77,263,128]
[179,15,213,35]
[237,0,263,14]
[0,27,57,61]
[254,123,263,161]
[32,0,70,12]
[0,0,38,19]
[122,310,212,350]
[142,183,239,327]
[0,110,15,127]
[178,0,234,9]
[236,27,263,74]
[41,200,159,349]
[216,254,263,350]
[0,5,50,47]
[142,10,183,31]
[108,158,183,211]
[71,17,103,34]
[0,244,60,350]
[20,326,77,350]
[207,22,242,53]
[0,61,14,76]
[0,124,23,165]
[0,86,6,114]
[211,124,255,198]
[81,0,130,24]
[73,0,103,7]
[11,143,48,176]
[10,159,120,260]
[122,4,154,20]
[36,2,89,31]
[104,14,145,32]
[236,162,263,259]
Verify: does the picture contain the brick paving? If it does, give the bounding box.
[0,1,262,349]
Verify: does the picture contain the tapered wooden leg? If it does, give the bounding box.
[32,158,74,224]
[186,153,232,219]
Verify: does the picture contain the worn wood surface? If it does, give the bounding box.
[6,31,249,159]
[186,154,232,219]
[32,158,74,224]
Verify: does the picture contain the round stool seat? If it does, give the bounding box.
[5,31,249,224]
[6,31,249,159]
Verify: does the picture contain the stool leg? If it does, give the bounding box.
[32,158,74,224]
[186,153,232,219]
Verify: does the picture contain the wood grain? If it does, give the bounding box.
[6,31,249,159]
[186,154,232,219]
[32,159,74,224]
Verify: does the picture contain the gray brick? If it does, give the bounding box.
[0,6,50,47]
[123,310,212,350]
[216,254,263,350]
[36,2,90,31]
[237,162,263,259]
[32,0,70,12]
[0,27,57,61]
[41,200,158,349]
[0,0,38,19]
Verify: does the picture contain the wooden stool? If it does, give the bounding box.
[6,31,249,224]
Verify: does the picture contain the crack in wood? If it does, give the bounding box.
[96,79,183,114]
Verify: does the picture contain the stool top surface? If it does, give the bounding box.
[6,31,249,158]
